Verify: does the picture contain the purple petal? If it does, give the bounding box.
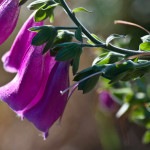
[99,91,116,110]
[0,0,3,4]
[0,0,20,45]
[0,45,55,111]
[2,12,44,73]
[23,61,70,134]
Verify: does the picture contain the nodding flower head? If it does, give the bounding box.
[0,0,21,45]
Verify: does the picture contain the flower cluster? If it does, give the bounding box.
[0,0,70,139]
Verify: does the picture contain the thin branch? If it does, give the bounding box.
[59,0,150,57]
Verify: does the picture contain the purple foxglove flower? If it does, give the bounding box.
[99,91,116,111]
[0,43,70,138]
[21,61,70,138]
[0,0,20,45]
[2,12,44,73]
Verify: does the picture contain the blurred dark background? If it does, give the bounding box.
[0,0,150,150]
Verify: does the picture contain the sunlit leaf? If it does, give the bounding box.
[106,34,126,46]
[72,7,92,13]
[139,42,150,51]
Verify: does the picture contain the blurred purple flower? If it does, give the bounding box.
[0,0,21,45]
[2,12,44,73]
[99,91,116,111]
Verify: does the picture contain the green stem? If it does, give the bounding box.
[82,43,104,48]
[59,0,150,56]
[55,26,78,30]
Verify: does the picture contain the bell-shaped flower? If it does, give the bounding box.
[0,43,70,138]
[20,60,70,139]
[2,12,44,73]
[0,0,21,45]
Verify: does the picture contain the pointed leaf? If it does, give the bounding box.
[72,7,92,13]
[31,29,55,45]
[55,44,78,61]
[72,47,82,75]
[49,12,54,23]
[34,7,47,22]
[42,30,58,54]
[106,34,126,46]
[75,26,83,42]
[29,25,52,32]
[139,42,150,51]
[42,3,59,10]
[78,74,100,94]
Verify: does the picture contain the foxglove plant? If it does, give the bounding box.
[0,0,150,143]
[0,0,20,45]
[0,7,70,137]
[0,44,70,138]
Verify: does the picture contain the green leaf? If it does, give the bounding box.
[106,34,126,46]
[49,11,54,23]
[32,29,57,45]
[92,52,124,66]
[42,3,59,10]
[74,65,105,93]
[78,75,100,94]
[29,25,52,32]
[139,42,150,51]
[42,30,58,54]
[74,65,105,81]
[34,7,47,22]
[51,31,73,55]
[27,0,45,10]
[33,1,57,22]
[54,31,73,44]
[72,7,92,13]
[72,48,83,75]
[141,35,150,43]
[74,67,94,81]
[75,26,83,42]
[55,44,80,61]
[109,71,129,84]
[102,61,135,81]
[143,130,150,144]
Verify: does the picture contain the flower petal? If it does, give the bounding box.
[23,61,70,134]
[0,45,55,111]
[2,12,44,73]
[0,0,20,45]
